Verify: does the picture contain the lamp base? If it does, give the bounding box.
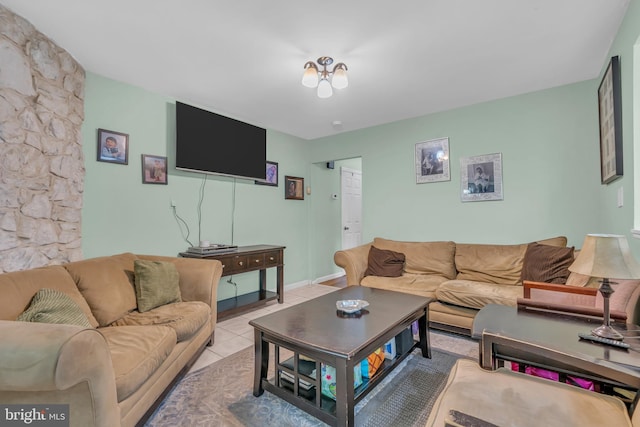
[591,324,624,340]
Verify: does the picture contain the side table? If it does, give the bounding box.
[472,304,640,394]
[180,244,285,320]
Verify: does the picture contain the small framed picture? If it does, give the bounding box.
[141,154,168,185]
[460,153,503,202]
[284,176,304,200]
[415,137,450,184]
[255,161,278,186]
[97,128,128,165]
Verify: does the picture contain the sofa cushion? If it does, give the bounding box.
[133,259,182,312]
[0,265,99,327]
[436,280,523,310]
[17,288,93,328]
[535,236,568,247]
[111,301,210,342]
[364,246,405,277]
[361,274,445,298]
[99,325,176,401]
[455,243,527,285]
[520,243,574,284]
[64,253,138,326]
[373,238,456,279]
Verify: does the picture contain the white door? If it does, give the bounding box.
[341,167,362,250]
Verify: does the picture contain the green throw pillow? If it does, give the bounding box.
[134,259,182,312]
[17,288,93,328]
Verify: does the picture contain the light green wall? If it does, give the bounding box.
[308,157,362,280]
[81,73,310,300]
[309,81,600,259]
[81,2,640,290]
[597,0,640,255]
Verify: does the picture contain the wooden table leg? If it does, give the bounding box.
[253,329,269,397]
[277,264,284,303]
[334,358,355,426]
[419,308,431,359]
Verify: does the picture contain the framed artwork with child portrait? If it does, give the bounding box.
[415,137,450,184]
[142,154,168,185]
[255,160,278,186]
[460,153,503,202]
[97,128,129,165]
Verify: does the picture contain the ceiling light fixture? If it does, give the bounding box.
[302,56,348,99]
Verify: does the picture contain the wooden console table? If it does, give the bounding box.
[180,245,285,320]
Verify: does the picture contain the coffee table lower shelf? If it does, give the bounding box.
[262,344,419,426]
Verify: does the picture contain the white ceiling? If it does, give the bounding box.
[1,0,630,140]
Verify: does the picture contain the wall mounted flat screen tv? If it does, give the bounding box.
[175,101,266,180]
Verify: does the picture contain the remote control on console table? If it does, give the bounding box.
[578,333,630,349]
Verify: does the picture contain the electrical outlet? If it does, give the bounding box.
[170,200,177,207]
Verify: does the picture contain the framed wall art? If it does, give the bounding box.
[255,160,278,186]
[284,176,304,200]
[598,55,623,185]
[460,153,503,202]
[97,128,129,165]
[141,154,168,185]
[415,137,450,184]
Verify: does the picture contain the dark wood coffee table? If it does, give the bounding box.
[472,304,640,392]
[249,286,431,427]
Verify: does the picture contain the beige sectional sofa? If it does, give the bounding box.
[0,252,222,427]
[335,236,577,334]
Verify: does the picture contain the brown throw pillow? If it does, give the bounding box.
[364,246,405,277]
[521,243,575,284]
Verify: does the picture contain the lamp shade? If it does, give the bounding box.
[569,234,640,279]
[302,63,319,88]
[317,78,333,98]
[331,64,348,89]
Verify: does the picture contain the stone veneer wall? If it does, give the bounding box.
[0,5,85,273]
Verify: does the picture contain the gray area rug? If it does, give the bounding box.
[145,338,473,427]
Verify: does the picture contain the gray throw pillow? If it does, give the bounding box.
[17,288,93,328]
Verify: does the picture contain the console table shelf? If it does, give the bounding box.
[179,244,285,320]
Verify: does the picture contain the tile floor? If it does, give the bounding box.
[189,283,340,373]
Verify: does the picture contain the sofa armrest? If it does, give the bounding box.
[334,242,372,286]
[137,255,223,323]
[0,321,120,427]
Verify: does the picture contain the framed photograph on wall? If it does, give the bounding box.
[415,137,450,183]
[284,175,304,200]
[460,153,503,202]
[141,154,168,185]
[97,128,129,165]
[598,55,623,185]
[255,161,278,186]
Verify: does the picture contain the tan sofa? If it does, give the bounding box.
[334,236,640,335]
[0,252,222,427]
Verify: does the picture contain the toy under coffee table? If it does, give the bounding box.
[249,286,431,427]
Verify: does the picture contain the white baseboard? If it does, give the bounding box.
[284,279,311,290]
[311,271,345,284]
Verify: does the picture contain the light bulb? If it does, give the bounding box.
[317,79,333,98]
[332,66,348,89]
[302,63,319,88]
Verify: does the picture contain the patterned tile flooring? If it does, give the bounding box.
[189,283,340,373]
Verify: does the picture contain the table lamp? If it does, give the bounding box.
[569,234,640,340]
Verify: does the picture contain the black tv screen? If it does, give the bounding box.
[175,102,266,180]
